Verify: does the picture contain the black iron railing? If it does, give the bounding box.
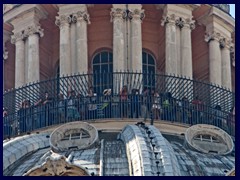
[3,72,235,138]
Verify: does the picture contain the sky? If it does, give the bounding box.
[229,4,235,18]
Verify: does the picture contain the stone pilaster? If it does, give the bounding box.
[178,17,195,79]
[11,31,25,88]
[128,8,145,73]
[219,37,232,90]
[56,14,72,77]
[73,10,90,75]
[111,8,127,72]
[161,14,178,75]
[24,25,44,83]
[205,31,222,86]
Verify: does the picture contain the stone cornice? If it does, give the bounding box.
[110,8,127,22]
[4,5,47,25]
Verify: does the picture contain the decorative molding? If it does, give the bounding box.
[128,9,145,22]
[110,8,127,22]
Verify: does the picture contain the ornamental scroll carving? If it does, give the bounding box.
[110,8,127,22]
[162,15,195,30]
[55,14,72,27]
[128,9,145,22]
[11,25,44,44]
[72,11,90,24]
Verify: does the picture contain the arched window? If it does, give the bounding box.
[142,51,156,89]
[92,51,113,94]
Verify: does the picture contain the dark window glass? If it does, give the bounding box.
[92,51,113,94]
[142,52,156,89]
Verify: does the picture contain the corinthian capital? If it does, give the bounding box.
[55,15,72,27]
[3,51,8,60]
[128,9,145,22]
[72,11,90,24]
[219,37,233,50]
[161,14,177,26]
[204,31,221,43]
[110,8,127,22]
[24,25,44,38]
[11,31,25,44]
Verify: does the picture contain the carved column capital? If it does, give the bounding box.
[128,9,145,22]
[72,11,90,24]
[204,31,222,43]
[3,51,8,60]
[175,17,195,30]
[55,14,72,28]
[161,14,177,26]
[11,31,25,44]
[110,8,127,22]
[24,25,44,38]
[219,37,233,50]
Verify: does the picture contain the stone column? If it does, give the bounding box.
[179,18,195,79]
[161,14,178,76]
[70,20,76,74]
[73,10,90,75]
[220,38,232,90]
[56,15,72,77]
[25,25,44,83]
[129,8,145,73]
[205,31,222,86]
[11,32,25,88]
[3,30,10,92]
[111,8,126,72]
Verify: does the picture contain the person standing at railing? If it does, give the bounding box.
[179,97,191,124]
[42,91,54,126]
[57,93,66,123]
[130,89,140,118]
[102,89,112,118]
[67,90,80,121]
[162,92,176,122]
[141,87,149,121]
[76,93,85,121]
[227,106,235,136]
[120,85,128,118]
[152,89,161,120]
[87,87,97,120]
[191,96,203,125]
[24,99,33,133]
[212,105,224,128]
[3,107,10,139]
